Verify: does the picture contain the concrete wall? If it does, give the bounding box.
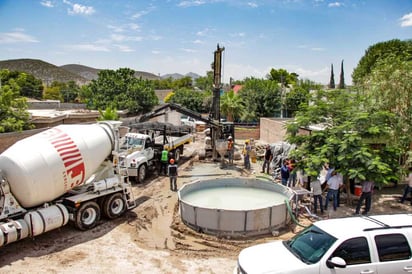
[259,117,292,144]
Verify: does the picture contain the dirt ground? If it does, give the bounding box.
[0,134,410,274]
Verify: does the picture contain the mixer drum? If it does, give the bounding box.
[0,123,114,208]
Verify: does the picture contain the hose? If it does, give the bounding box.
[285,199,307,228]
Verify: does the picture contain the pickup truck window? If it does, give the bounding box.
[375,234,411,262]
[284,225,336,264]
[331,237,370,265]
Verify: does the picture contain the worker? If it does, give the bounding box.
[227,136,234,165]
[160,148,169,175]
[243,141,251,170]
[168,158,178,191]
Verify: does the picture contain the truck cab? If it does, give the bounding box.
[119,133,157,183]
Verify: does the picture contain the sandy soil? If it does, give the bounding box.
[0,134,410,274]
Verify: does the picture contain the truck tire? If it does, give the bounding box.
[102,193,126,219]
[74,201,101,231]
[137,164,147,183]
[174,149,181,162]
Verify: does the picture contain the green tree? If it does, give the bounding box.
[352,39,412,85]
[166,88,207,113]
[98,106,119,121]
[1,70,43,99]
[195,71,213,91]
[85,68,158,114]
[43,86,62,101]
[238,77,281,121]
[51,81,80,102]
[220,90,244,122]
[171,76,192,89]
[266,68,298,86]
[284,86,310,118]
[286,89,397,187]
[0,71,33,132]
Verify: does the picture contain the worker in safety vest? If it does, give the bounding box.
[160,148,169,175]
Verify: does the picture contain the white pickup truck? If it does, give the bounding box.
[119,132,192,183]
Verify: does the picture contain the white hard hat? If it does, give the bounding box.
[228,136,232,139]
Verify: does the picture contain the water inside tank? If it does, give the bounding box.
[182,186,286,210]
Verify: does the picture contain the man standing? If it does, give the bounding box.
[227,136,234,165]
[355,180,374,215]
[160,148,169,175]
[311,178,324,215]
[261,145,273,174]
[243,141,251,170]
[400,168,412,205]
[280,159,290,186]
[168,158,178,191]
[324,170,343,211]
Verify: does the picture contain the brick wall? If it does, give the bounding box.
[235,126,260,141]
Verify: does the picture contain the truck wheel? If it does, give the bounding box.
[137,164,146,183]
[74,201,101,231]
[103,193,126,219]
[174,149,181,162]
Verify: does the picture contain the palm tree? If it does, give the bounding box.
[220,90,244,122]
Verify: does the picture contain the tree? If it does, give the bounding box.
[165,88,207,113]
[329,64,335,89]
[43,85,62,101]
[98,106,119,121]
[266,68,298,86]
[352,39,412,85]
[194,71,213,91]
[338,60,345,89]
[238,77,281,121]
[286,89,397,187]
[85,68,158,114]
[0,70,33,132]
[1,70,43,99]
[51,81,80,102]
[220,90,244,122]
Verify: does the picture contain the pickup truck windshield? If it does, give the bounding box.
[284,225,336,264]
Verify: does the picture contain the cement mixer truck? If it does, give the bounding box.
[0,121,136,247]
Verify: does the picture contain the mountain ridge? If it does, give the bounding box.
[0,58,202,85]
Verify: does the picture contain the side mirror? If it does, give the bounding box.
[326,257,347,269]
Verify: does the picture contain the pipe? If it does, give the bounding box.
[284,199,306,228]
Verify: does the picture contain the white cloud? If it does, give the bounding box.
[193,39,204,44]
[247,2,258,8]
[40,1,54,8]
[152,50,161,54]
[196,28,210,36]
[180,48,197,53]
[131,6,155,19]
[328,2,343,8]
[230,32,245,37]
[114,45,134,52]
[63,0,95,15]
[0,31,39,44]
[110,34,142,42]
[311,47,325,51]
[400,13,412,27]
[178,1,206,8]
[65,44,110,52]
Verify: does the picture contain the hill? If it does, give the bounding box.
[0,58,89,85]
[0,58,200,85]
[161,72,201,80]
[60,64,161,81]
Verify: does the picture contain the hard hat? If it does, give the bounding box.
[170,158,175,164]
[228,136,232,139]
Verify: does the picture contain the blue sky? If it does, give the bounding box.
[0,0,411,85]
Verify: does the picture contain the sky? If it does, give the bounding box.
[0,0,411,85]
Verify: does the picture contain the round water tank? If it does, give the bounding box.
[179,178,294,237]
